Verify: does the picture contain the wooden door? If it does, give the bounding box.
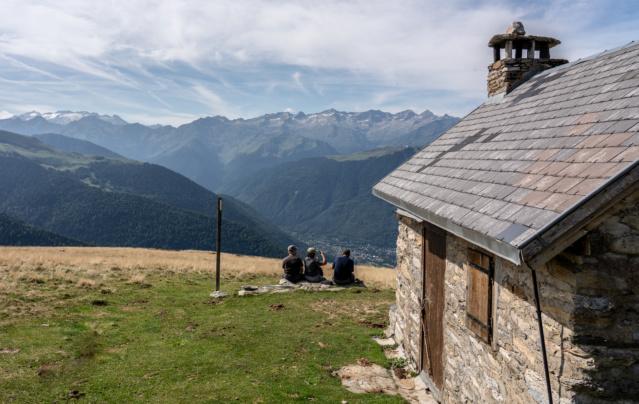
[421,223,446,393]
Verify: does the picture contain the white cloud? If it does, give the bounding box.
[191,85,238,118]
[0,0,637,124]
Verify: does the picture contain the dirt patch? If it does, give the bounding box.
[356,358,373,367]
[269,304,285,311]
[69,390,85,399]
[202,300,224,306]
[358,320,386,329]
[0,348,20,354]
[393,368,410,379]
[37,365,60,376]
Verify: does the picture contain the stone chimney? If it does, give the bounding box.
[487,22,568,97]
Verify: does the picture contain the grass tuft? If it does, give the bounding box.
[77,278,95,289]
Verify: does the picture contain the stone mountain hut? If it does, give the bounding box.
[373,22,639,403]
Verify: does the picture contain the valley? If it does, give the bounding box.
[0,109,458,265]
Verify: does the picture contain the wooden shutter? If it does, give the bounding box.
[466,249,493,343]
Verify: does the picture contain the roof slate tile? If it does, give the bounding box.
[373,42,639,252]
[614,146,639,162]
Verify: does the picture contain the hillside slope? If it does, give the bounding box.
[34,133,124,158]
[0,213,89,247]
[0,130,297,257]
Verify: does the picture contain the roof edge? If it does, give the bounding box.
[373,188,522,265]
[521,160,639,269]
[520,159,639,250]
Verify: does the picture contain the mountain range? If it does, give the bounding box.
[0,109,459,192]
[0,108,458,264]
[0,130,299,257]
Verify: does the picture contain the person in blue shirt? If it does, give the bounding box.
[332,249,356,285]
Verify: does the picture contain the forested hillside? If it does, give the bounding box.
[0,130,299,257]
[0,213,89,247]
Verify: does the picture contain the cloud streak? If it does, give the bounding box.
[0,0,638,125]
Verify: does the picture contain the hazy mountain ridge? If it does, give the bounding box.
[0,130,299,257]
[34,133,125,158]
[0,109,459,191]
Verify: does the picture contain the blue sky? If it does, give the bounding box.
[1,0,639,126]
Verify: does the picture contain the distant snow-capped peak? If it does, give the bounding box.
[15,111,128,126]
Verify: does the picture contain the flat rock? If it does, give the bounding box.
[237,281,364,296]
[335,361,438,403]
[209,291,230,298]
[335,363,397,395]
[372,336,396,346]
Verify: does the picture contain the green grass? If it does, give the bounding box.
[0,269,402,403]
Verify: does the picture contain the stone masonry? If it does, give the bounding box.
[487,58,568,97]
[389,198,639,403]
[391,215,423,369]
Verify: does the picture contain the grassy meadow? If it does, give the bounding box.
[0,247,402,403]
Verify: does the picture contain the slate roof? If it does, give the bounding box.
[373,41,639,265]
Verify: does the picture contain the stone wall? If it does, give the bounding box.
[487,58,568,97]
[570,199,639,402]
[443,236,582,404]
[391,214,423,368]
[392,198,639,403]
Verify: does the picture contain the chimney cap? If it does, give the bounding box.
[506,21,526,35]
[488,21,560,48]
[488,34,561,49]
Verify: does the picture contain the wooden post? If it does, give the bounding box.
[216,197,222,291]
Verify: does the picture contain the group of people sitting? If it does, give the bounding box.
[281,245,357,285]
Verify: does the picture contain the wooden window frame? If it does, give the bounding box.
[466,249,494,344]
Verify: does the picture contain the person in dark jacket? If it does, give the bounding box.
[332,249,356,285]
[282,245,304,283]
[304,247,328,283]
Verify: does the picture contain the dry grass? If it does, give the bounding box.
[0,247,396,290]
